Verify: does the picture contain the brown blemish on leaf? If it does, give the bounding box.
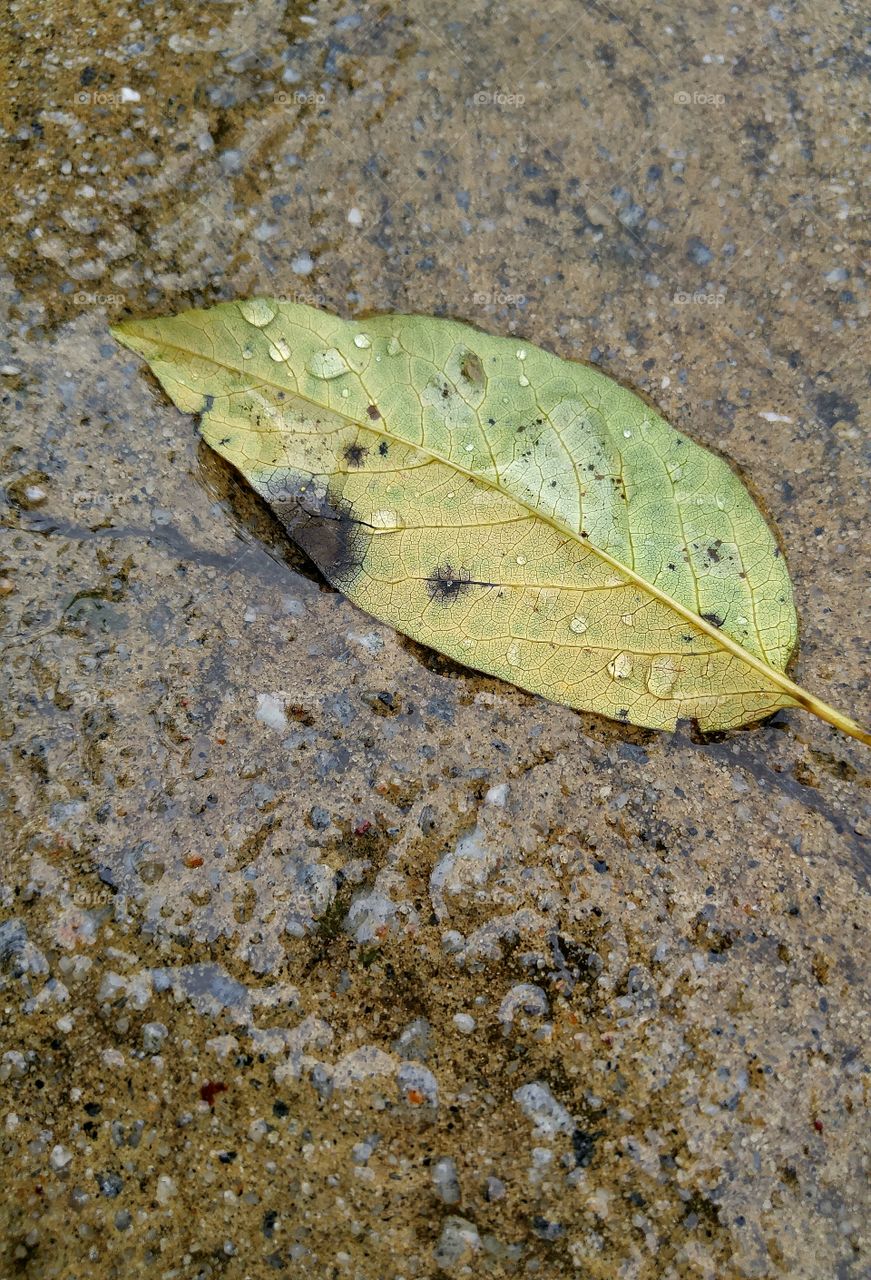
[458,350,485,386]
[272,487,366,592]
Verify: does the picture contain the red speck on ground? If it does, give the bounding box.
[200,1081,228,1107]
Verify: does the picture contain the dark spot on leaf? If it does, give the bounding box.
[701,612,724,628]
[366,404,381,420]
[378,441,388,456]
[342,442,368,468]
[201,394,214,413]
[426,564,474,604]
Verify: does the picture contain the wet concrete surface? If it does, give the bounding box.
[1,1,869,1276]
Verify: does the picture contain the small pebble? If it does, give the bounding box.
[291,252,314,276]
[155,1174,176,1204]
[50,1145,73,1172]
[97,1171,123,1198]
[142,1022,168,1053]
[432,1157,461,1205]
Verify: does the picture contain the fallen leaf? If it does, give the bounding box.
[113,303,869,744]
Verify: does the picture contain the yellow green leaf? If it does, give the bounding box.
[112,302,869,744]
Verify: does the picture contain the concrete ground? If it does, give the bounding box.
[1,1,868,1277]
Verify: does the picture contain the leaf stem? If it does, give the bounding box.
[779,682,871,746]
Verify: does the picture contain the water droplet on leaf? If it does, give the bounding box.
[646,657,677,696]
[371,509,400,529]
[268,337,292,362]
[608,652,633,679]
[353,334,371,349]
[569,616,587,634]
[239,299,276,328]
[307,348,349,380]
